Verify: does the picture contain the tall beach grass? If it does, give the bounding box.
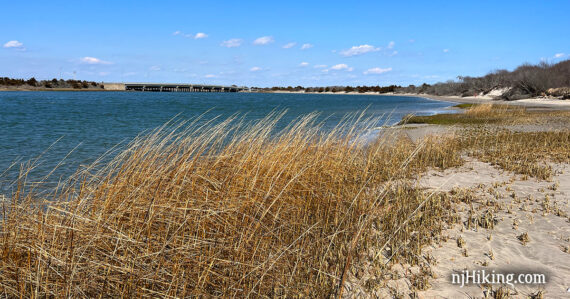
[1,106,568,297]
[0,112,464,297]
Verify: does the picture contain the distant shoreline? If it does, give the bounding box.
[0,87,111,92]
[263,90,570,110]
[3,87,569,110]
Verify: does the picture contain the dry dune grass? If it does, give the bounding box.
[453,104,570,179]
[404,103,527,125]
[0,112,463,298]
[2,107,568,297]
[407,103,570,180]
[405,103,570,126]
[460,129,570,180]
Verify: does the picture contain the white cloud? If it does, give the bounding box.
[205,74,217,78]
[221,38,243,48]
[299,62,309,67]
[98,72,110,76]
[3,40,24,50]
[554,53,565,58]
[301,43,314,50]
[389,50,398,56]
[314,64,327,68]
[387,41,395,49]
[443,49,449,53]
[253,36,274,45]
[330,64,353,71]
[363,67,392,75]
[80,56,112,65]
[149,65,161,71]
[409,39,415,43]
[250,66,262,72]
[174,31,208,39]
[339,44,380,57]
[194,32,208,39]
[282,42,296,49]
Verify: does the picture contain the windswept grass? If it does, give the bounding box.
[403,104,528,125]
[0,112,463,297]
[406,103,570,179]
[1,107,568,297]
[452,103,475,109]
[459,129,570,180]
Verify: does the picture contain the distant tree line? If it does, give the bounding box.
[260,59,570,100]
[260,85,401,94]
[396,59,570,100]
[0,77,104,89]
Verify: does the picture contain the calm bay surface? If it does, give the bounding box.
[0,91,456,185]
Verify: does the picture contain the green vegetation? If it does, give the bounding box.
[260,84,402,94]
[453,103,475,109]
[403,103,549,125]
[402,113,495,125]
[0,77,103,89]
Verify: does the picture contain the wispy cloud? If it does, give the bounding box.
[387,41,395,49]
[80,56,112,65]
[250,66,262,72]
[330,64,353,71]
[363,67,392,75]
[174,31,208,39]
[253,36,274,45]
[554,53,565,58]
[299,62,309,67]
[301,43,314,50]
[221,38,243,48]
[282,42,296,49]
[3,40,25,50]
[314,64,327,69]
[340,44,380,57]
[443,49,449,53]
[149,65,161,71]
[205,74,217,78]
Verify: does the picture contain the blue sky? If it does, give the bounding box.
[1,0,569,87]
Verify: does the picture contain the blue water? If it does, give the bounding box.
[0,91,455,185]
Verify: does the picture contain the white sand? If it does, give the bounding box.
[417,160,570,298]
[345,125,570,298]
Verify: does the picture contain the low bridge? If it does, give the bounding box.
[103,83,247,92]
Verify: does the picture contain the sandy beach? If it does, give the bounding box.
[417,158,570,298]
[265,90,570,110]
[394,93,570,110]
[345,108,570,298]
